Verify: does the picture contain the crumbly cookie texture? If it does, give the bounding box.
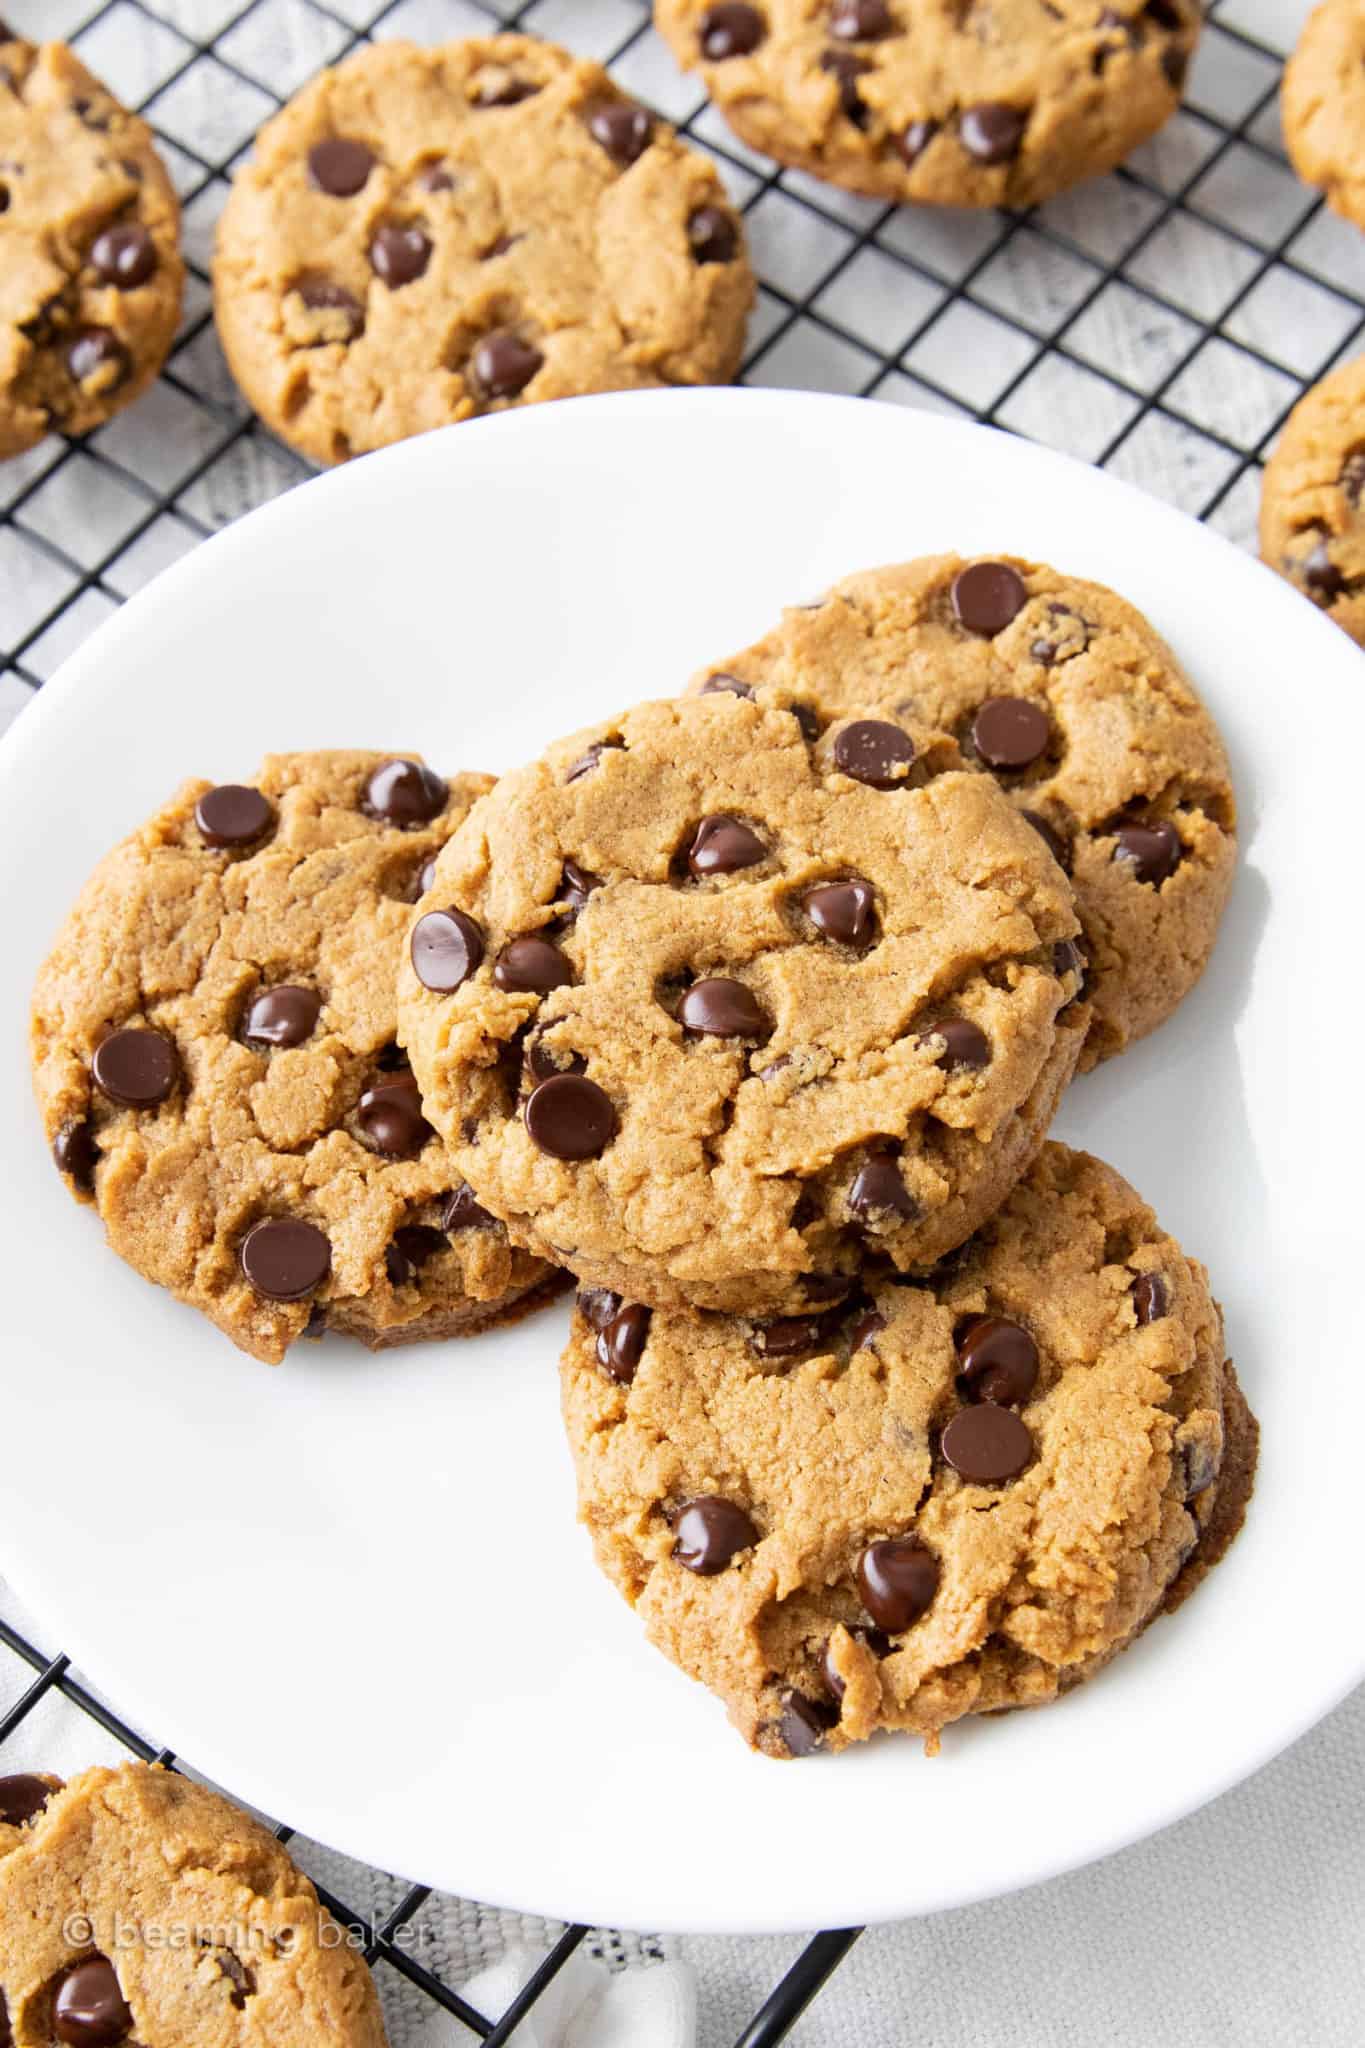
[0,36,183,459]
[1259,355,1365,646]
[0,1763,386,2044]
[693,554,1236,1067]
[31,750,557,1365]
[561,1143,1247,1758]
[212,35,753,466]
[654,0,1198,209]
[1283,0,1365,231]
[399,691,1087,1316]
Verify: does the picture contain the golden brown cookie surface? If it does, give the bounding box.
[1283,0,1365,231]
[1260,355,1365,647]
[212,35,753,465]
[0,37,183,459]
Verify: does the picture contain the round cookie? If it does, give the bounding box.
[694,553,1236,1067]
[399,690,1087,1317]
[212,36,753,466]
[1283,0,1365,232]
[31,750,558,1365]
[561,1142,1242,1758]
[654,0,1200,210]
[0,1762,385,2044]
[0,35,184,460]
[1259,355,1365,646]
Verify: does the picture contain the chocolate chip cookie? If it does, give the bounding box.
[0,35,184,460]
[31,750,558,1365]
[0,1762,386,2044]
[561,1141,1250,1757]
[212,36,753,467]
[694,554,1236,1067]
[654,0,1199,209]
[1259,354,1365,645]
[399,690,1087,1317]
[1283,0,1365,233]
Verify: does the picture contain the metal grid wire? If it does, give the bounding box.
[0,0,1343,2036]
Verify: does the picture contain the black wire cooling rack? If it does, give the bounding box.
[0,0,1348,2038]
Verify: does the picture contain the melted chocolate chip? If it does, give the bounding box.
[0,1773,59,1826]
[525,1074,617,1159]
[896,118,938,165]
[494,936,573,994]
[678,977,766,1037]
[921,1017,990,1071]
[566,739,624,783]
[671,1495,758,1573]
[53,1119,97,1193]
[90,221,156,288]
[687,813,766,876]
[558,859,603,916]
[597,1302,651,1383]
[955,1314,1038,1405]
[195,783,275,848]
[832,719,915,787]
[688,205,739,264]
[443,1183,493,1231]
[526,1035,587,1083]
[91,1028,178,1108]
[243,985,321,1050]
[584,97,654,165]
[67,326,128,389]
[473,71,540,107]
[578,1286,624,1331]
[700,2,766,57]
[1299,537,1344,601]
[857,1538,938,1631]
[941,1403,1033,1482]
[1053,937,1087,993]
[701,673,752,697]
[308,137,375,196]
[362,758,446,826]
[296,276,364,338]
[822,1627,892,1699]
[1132,1271,1170,1323]
[1112,817,1181,885]
[53,1954,133,2046]
[472,329,544,399]
[369,222,431,287]
[830,0,893,36]
[357,1075,432,1158]
[1022,809,1070,870]
[411,908,484,992]
[386,1223,448,1285]
[849,1151,914,1222]
[959,101,1028,163]
[240,1217,331,1301]
[820,49,872,125]
[753,1311,839,1359]
[779,1689,837,1756]
[803,878,877,948]
[951,560,1028,634]
[848,1307,886,1353]
[416,161,456,192]
[972,695,1050,771]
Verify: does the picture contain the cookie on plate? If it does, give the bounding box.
[212,35,753,466]
[561,1142,1250,1758]
[31,750,558,1365]
[0,1762,386,2044]
[694,554,1236,1067]
[1259,355,1365,645]
[0,35,184,460]
[654,0,1200,209]
[1283,0,1365,231]
[399,689,1087,1317]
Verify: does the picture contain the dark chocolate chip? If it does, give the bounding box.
[848,1308,886,1353]
[687,813,766,876]
[688,204,739,264]
[678,977,766,1038]
[972,695,1050,771]
[443,1183,493,1231]
[1144,0,1185,26]
[494,936,574,995]
[753,1311,837,1359]
[566,738,623,783]
[1053,937,1087,991]
[357,1076,432,1158]
[386,1223,448,1285]
[584,97,654,165]
[525,1074,617,1159]
[779,1689,837,1756]
[955,1314,1038,1405]
[1161,43,1189,87]
[296,276,364,338]
[830,0,893,36]
[53,1119,97,1193]
[416,161,456,191]
[72,98,111,132]
[921,1017,990,1071]
[558,859,603,916]
[369,222,431,287]
[91,1028,178,1108]
[53,1954,132,2046]
[526,1035,587,1083]
[1022,809,1070,870]
[473,72,540,107]
[578,1286,624,1331]
[1112,817,1180,885]
[1132,1271,1170,1323]
[789,701,821,740]
[0,185,8,215]
[1300,537,1345,601]
[849,1151,914,1222]
[411,908,484,992]
[941,1403,1033,1482]
[361,757,446,827]
[700,672,752,697]
[857,1538,938,1631]
[951,560,1028,634]
[307,137,375,196]
[832,719,915,787]
[472,329,544,399]
[0,1773,59,1826]
[896,117,938,165]
[90,221,156,288]
[243,985,321,1050]
[597,1302,651,1383]
[239,1217,330,1301]
[803,878,877,947]
[195,783,274,848]
[819,48,871,124]
[67,327,128,389]
[671,1495,758,1573]
[959,101,1027,163]
[822,1626,892,1699]
[1340,451,1365,506]
[700,2,766,58]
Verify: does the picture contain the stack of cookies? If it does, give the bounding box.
[31,550,1257,1763]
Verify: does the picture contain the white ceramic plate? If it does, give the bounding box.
[0,391,1359,1936]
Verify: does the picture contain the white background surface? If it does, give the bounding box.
[1,0,1362,2041]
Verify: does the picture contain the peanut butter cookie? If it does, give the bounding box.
[1260,354,1365,646]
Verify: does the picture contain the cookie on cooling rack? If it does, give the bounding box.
[0,1763,386,2044]
[1259,354,1365,645]
[1283,0,1365,232]
[0,34,184,459]
[653,0,1200,209]
[398,688,1088,1317]
[31,750,560,1365]
[561,1142,1254,1758]
[692,553,1236,1067]
[212,35,753,465]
